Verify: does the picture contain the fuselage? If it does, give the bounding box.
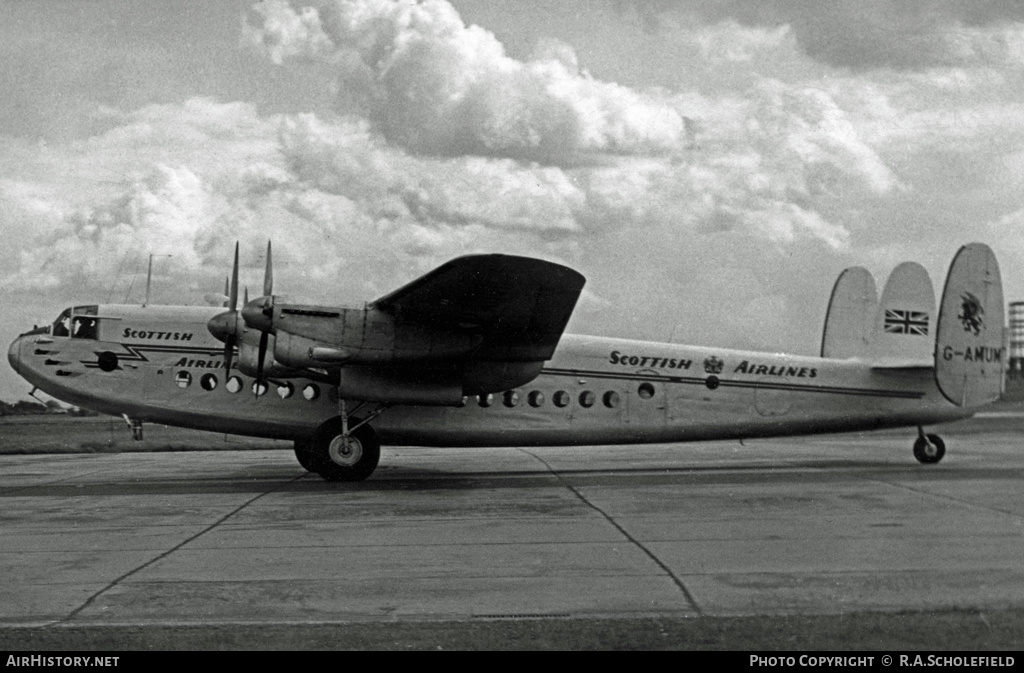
[7,303,973,447]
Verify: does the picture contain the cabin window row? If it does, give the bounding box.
[174,371,320,401]
[470,382,656,409]
[175,370,658,408]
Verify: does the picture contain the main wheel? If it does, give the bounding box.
[913,433,945,464]
[293,438,318,472]
[312,417,381,482]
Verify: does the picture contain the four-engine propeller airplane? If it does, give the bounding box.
[7,241,1004,481]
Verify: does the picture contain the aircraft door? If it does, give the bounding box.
[754,377,792,417]
[623,375,666,439]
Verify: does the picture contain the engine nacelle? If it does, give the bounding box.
[234,331,297,379]
[336,366,464,405]
[270,305,481,366]
[462,361,543,395]
[333,361,545,405]
[272,326,480,369]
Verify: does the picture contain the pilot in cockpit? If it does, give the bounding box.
[52,309,71,337]
[72,317,97,340]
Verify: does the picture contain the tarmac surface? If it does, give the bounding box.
[1,416,1022,630]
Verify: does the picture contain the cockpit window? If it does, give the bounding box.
[52,309,72,337]
[53,306,100,339]
[72,317,98,339]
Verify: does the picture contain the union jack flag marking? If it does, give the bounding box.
[884,309,929,336]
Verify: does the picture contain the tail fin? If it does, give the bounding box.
[867,262,934,368]
[821,262,934,367]
[821,267,877,358]
[935,243,1004,407]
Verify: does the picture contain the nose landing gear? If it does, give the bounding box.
[123,414,144,441]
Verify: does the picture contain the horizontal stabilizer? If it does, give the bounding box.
[869,358,933,370]
[374,254,585,362]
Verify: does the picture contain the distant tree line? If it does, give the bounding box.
[0,400,98,416]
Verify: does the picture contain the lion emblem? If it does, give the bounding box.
[703,356,724,374]
[958,292,984,336]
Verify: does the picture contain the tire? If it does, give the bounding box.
[293,438,318,472]
[913,433,945,464]
[312,417,381,482]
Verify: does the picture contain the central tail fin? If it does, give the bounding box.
[867,261,935,368]
[935,243,1004,407]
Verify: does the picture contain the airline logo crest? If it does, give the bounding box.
[703,356,724,374]
[884,310,928,336]
[958,292,984,336]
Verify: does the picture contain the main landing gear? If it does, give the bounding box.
[913,426,946,464]
[298,400,388,482]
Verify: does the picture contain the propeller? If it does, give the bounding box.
[206,243,240,374]
[243,241,274,393]
[256,242,273,390]
[207,241,276,389]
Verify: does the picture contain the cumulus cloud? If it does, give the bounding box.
[619,0,1024,70]
[245,0,688,162]
[1,0,928,358]
[0,99,591,303]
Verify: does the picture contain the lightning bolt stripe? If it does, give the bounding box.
[80,343,231,369]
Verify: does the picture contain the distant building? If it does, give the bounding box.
[1010,302,1024,374]
[1004,301,1024,400]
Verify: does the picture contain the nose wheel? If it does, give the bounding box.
[913,428,945,464]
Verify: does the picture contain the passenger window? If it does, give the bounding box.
[553,390,570,407]
[638,383,656,399]
[503,390,520,407]
[277,382,294,399]
[175,371,192,389]
[226,376,243,394]
[303,384,320,401]
[252,381,268,396]
[579,390,595,408]
[478,393,494,408]
[200,374,218,391]
[528,391,545,407]
[603,391,621,408]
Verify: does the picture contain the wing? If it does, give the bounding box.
[373,254,586,361]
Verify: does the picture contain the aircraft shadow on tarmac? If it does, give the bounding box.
[1,458,1017,498]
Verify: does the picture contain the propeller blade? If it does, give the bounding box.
[263,241,273,297]
[229,243,239,312]
[206,243,244,350]
[255,330,269,394]
[224,335,235,374]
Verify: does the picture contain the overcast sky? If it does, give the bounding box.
[3,0,1024,402]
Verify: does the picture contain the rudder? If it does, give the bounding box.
[935,243,1005,407]
[821,267,877,358]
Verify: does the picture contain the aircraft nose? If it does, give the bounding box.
[8,335,23,376]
